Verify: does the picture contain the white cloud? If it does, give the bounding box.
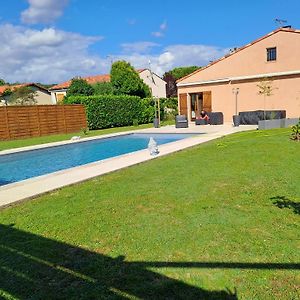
[121,42,159,54]
[151,31,164,38]
[152,20,168,38]
[0,24,105,83]
[0,22,229,84]
[160,21,167,31]
[117,44,230,76]
[21,0,69,24]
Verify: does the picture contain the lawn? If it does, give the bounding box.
[0,128,299,299]
[0,120,174,152]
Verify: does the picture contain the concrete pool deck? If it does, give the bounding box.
[0,124,257,208]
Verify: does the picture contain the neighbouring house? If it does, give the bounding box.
[177,27,300,122]
[0,83,52,106]
[138,69,167,98]
[49,69,167,103]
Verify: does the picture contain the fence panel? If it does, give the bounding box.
[0,105,87,140]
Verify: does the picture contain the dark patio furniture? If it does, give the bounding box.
[195,112,224,125]
[239,110,286,125]
[175,115,188,128]
[208,112,224,125]
[195,119,208,125]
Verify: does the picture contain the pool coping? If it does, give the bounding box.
[0,125,257,208]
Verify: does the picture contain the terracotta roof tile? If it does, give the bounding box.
[0,83,31,95]
[50,74,111,90]
[0,83,50,95]
[50,69,149,90]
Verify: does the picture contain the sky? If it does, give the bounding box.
[0,0,300,84]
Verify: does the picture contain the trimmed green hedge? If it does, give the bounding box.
[64,95,154,129]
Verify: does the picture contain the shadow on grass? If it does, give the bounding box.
[1,225,299,299]
[0,224,238,299]
[1,223,300,299]
[271,196,300,215]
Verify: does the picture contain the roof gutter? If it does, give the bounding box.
[177,70,300,87]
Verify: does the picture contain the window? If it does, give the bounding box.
[267,47,277,61]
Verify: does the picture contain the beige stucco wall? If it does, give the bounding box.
[179,30,300,84]
[139,70,166,98]
[1,88,52,105]
[35,90,52,104]
[178,29,300,122]
[178,76,300,122]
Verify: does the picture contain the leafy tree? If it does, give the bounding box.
[163,66,200,98]
[163,73,177,98]
[36,83,57,89]
[11,86,37,105]
[93,82,114,95]
[0,88,12,105]
[257,77,277,120]
[0,79,6,86]
[164,66,200,81]
[66,78,94,97]
[110,61,151,98]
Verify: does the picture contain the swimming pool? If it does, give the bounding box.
[0,133,197,186]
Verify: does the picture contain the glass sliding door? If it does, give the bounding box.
[190,93,203,120]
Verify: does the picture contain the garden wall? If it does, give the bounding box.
[0,105,87,140]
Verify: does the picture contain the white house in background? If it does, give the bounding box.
[138,69,167,98]
[49,69,167,103]
[0,83,52,105]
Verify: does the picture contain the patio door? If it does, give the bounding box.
[190,93,203,120]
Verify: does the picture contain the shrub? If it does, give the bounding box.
[160,97,178,121]
[290,119,300,141]
[10,86,37,105]
[64,95,154,129]
[66,78,94,97]
[139,97,178,122]
[140,98,155,123]
[93,82,114,95]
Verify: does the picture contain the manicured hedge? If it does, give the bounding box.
[64,95,154,129]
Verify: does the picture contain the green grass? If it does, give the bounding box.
[0,120,174,152]
[0,128,299,299]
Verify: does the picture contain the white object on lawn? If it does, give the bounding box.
[71,136,81,141]
[148,137,159,156]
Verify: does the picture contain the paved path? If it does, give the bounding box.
[0,124,257,208]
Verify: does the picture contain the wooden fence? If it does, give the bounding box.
[0,105,87,140]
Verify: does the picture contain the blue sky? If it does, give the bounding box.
[1,0,300,83]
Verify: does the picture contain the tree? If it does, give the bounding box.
[257,77,276,120]
[163,66,200,98]
[0,88,12,105]
[110,61,151,98]
[0,79,7,86]
[93,82,114,95]
[66,78,94,97]
[163,73,177,98]
[11,86,37,105]
[164,66,200,81]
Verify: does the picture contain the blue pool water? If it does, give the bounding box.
[0,133,197,186]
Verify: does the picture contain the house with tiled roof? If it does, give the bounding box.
[49,69,166,103]
[0,83,52,106]
[177,27,300,122]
